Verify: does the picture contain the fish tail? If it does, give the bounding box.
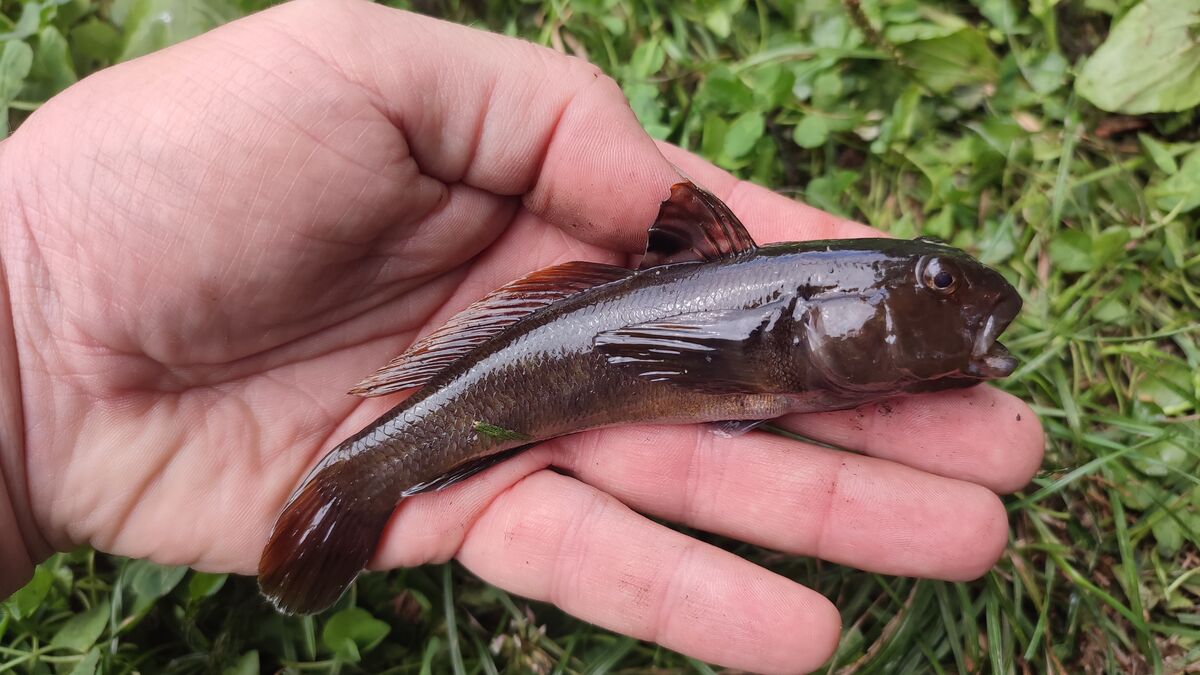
[258,462,396,615]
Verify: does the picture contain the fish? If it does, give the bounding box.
[257,180,1022,614]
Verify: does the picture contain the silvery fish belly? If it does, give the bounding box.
[257,180,1023,614]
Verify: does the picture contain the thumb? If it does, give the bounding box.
[269,0,681,252]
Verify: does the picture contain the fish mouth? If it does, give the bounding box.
[966,340,1016,378]
[965,294,1021,379]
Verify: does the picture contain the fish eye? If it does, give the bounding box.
[921,257,958,294]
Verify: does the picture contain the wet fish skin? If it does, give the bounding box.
[258,182,1022,614]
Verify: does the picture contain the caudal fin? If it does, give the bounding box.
[258,465,396,615]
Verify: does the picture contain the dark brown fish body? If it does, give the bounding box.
[259,183,1022,614]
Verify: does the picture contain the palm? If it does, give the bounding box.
[2,3,1044,672]
[11,46,632,570]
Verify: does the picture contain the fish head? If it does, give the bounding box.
[877,238,1022,389]
[801,238,1022,393]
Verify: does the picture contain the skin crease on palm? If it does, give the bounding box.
[0,0,1045,672]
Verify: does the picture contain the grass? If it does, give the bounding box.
[3,0,1200,672]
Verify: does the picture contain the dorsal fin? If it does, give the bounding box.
[350,261,631,397]
[637,181,759,270]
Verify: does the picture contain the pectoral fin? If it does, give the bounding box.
[594,301,788,395]
[708,419,768,437]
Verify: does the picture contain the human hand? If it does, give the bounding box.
[0,0,1044,672]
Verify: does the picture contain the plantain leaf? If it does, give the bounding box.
[899,28,1000,93]
[1076,0,1200,113]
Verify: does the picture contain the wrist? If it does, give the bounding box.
[0,140,38,599]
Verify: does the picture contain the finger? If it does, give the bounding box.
[270,0,680,251]
[657,142,880,243]
[552,424,1010,581]
[455,470,841,675]
[784,385,1044,494]
[370,444,558,569]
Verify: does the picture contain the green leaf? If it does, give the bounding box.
[0,39,34,105]
[123,560,188,616]
[925,208,955,240]
[51,599,110,652]
[1047,230,1093,273]
[978,216,1017,265]
[1091,227,1131,265]
[22,26,77,102]
[700,113,727,161]
[969,115,1026,157]
[627,37,663,79]
[972,0,1020,32]
[223,650,259,675]
[5,564,53,620]
[1131,435,1193,477]
[1164,220,1187,269]
[748,135,778,185]
[1093,295,1130,324]
[419,635,441,675]
[1139,133,1178,174]
[811,12,854,49]
[322,607,391,662]
[1148,148,1200,213]
[128,560,188,598]
[0,1,43,41]
[697,68,754,111]
[747,64,794,109]
[187,572,228,602]
[723,111,764,159]
[54,0,90,28]
[68,648,101,675]
[899,28,1000,93]
[1047,227,1129,273]
[1117,476,1158,510]
[69,19,122,73]
[806,170,859,217]
[1076,0,1200,113]
[811,71,843,108]
[1138,364,1195,415]
[1025,51,1068,95]
[705,8,731,39]
[792,114,828,148]
[596,14,624,36]
[885,14,968,44]
[887,84,923,145]
[118,0,238,61]
[472,421,529,442]
[1152,517,1183,557]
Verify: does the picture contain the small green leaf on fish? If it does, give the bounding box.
[472,422,530,442]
